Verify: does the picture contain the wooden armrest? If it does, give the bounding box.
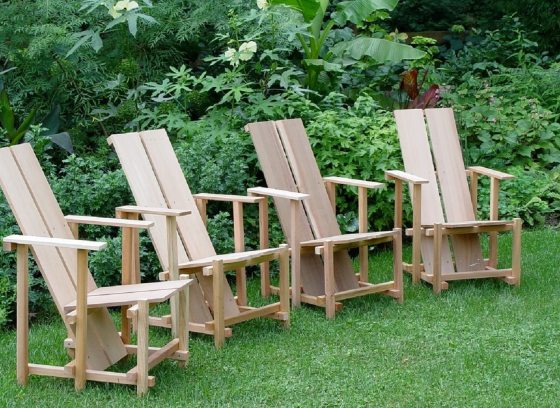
[385,170,429,184]
[3,234,106,251]
[323,176,384,190]
[248,187,308,201]
[468,166,514,180]
[116,205,191,217]
[193,193,263,204]
[65,215,154,229]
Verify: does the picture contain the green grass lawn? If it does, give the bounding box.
[1,229,559,407]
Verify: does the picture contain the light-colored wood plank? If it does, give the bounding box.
[166,215,179,337]
[3,235,106,251]
[258,198,270,297]
[468,166,514,180]
[358,186,368,282]
[0,145,126,370]
[384,170,429,184]
[301,231,395,247]
[233,201,247,306]
[425,108,485,271]
[512,218,522,285]
[65,289,180,311]
[247,121,326,297]
[193,193,263,204]
[212,260,225,348]
[16,244,29,385]
[136,299,149,396]
[276,119,358,292]
[75,249,88,391]
[64,215,153,229]
[323,240,336,318]
[392,228,403,303]
[179,248,281,270]
[323,176,384,190]
[247,187,308,201]
[109,132,214,325]
[394,109,455,276]
[139,130,240,319]
[116,205,191,217]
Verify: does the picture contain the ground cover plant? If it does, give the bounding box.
[0,229,558,406]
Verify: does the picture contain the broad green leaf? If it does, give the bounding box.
[334,0,399,25]
[269,0,321,22]
[331,37,426,62]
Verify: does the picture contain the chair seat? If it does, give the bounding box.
[179,247,282,270]
[300,231,395,247]
[64,280,192,311]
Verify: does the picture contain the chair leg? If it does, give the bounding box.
[324,240,336,319]
[213,260,225,349]
[75,249,88,391]
[432,224,443,295]
[178,281,189,368]
[16,245,29,386]
[512,218,522,286]
[137,300,149,396]
[279,245,290,328]
[392,228,404,303]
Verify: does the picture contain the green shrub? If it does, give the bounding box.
[306,95,405,231]
[476,167,560,227]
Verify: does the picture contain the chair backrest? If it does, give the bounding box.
[108,130,239,320]
[246,119,358,294]
[0,144,126,370]
[425,108,484,270]
[394,108,485,273]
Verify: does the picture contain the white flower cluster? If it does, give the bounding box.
[109,0,139,19]
[224,41,258,66]
[257,0,269,10]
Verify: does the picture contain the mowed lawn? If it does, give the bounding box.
[0,228,559,407]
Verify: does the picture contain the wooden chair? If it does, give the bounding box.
[0,144,192,395]
[245,119,403,318]
[386,108,522,293]
[108,129,290,348]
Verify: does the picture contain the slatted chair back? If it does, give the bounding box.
[108,130,239,321]
[0,144,126,370]
[394,108,485,274]
[425,108,485,270]
[246,119,358,294]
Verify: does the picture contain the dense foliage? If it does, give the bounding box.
[0,0,558,328]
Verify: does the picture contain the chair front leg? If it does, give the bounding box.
[392,228,404,303]
[323,240,336,319]
[432,224,443,295]
[136,299,149,396]
[178,276,190,367]
[212,260,225,349]
[278,245,290,328]
[75,249,89,391]
[16,244,29,386]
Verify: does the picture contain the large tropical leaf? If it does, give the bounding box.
[331,37,426,62]
[269,0,321,22]
[333,0,399,25]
